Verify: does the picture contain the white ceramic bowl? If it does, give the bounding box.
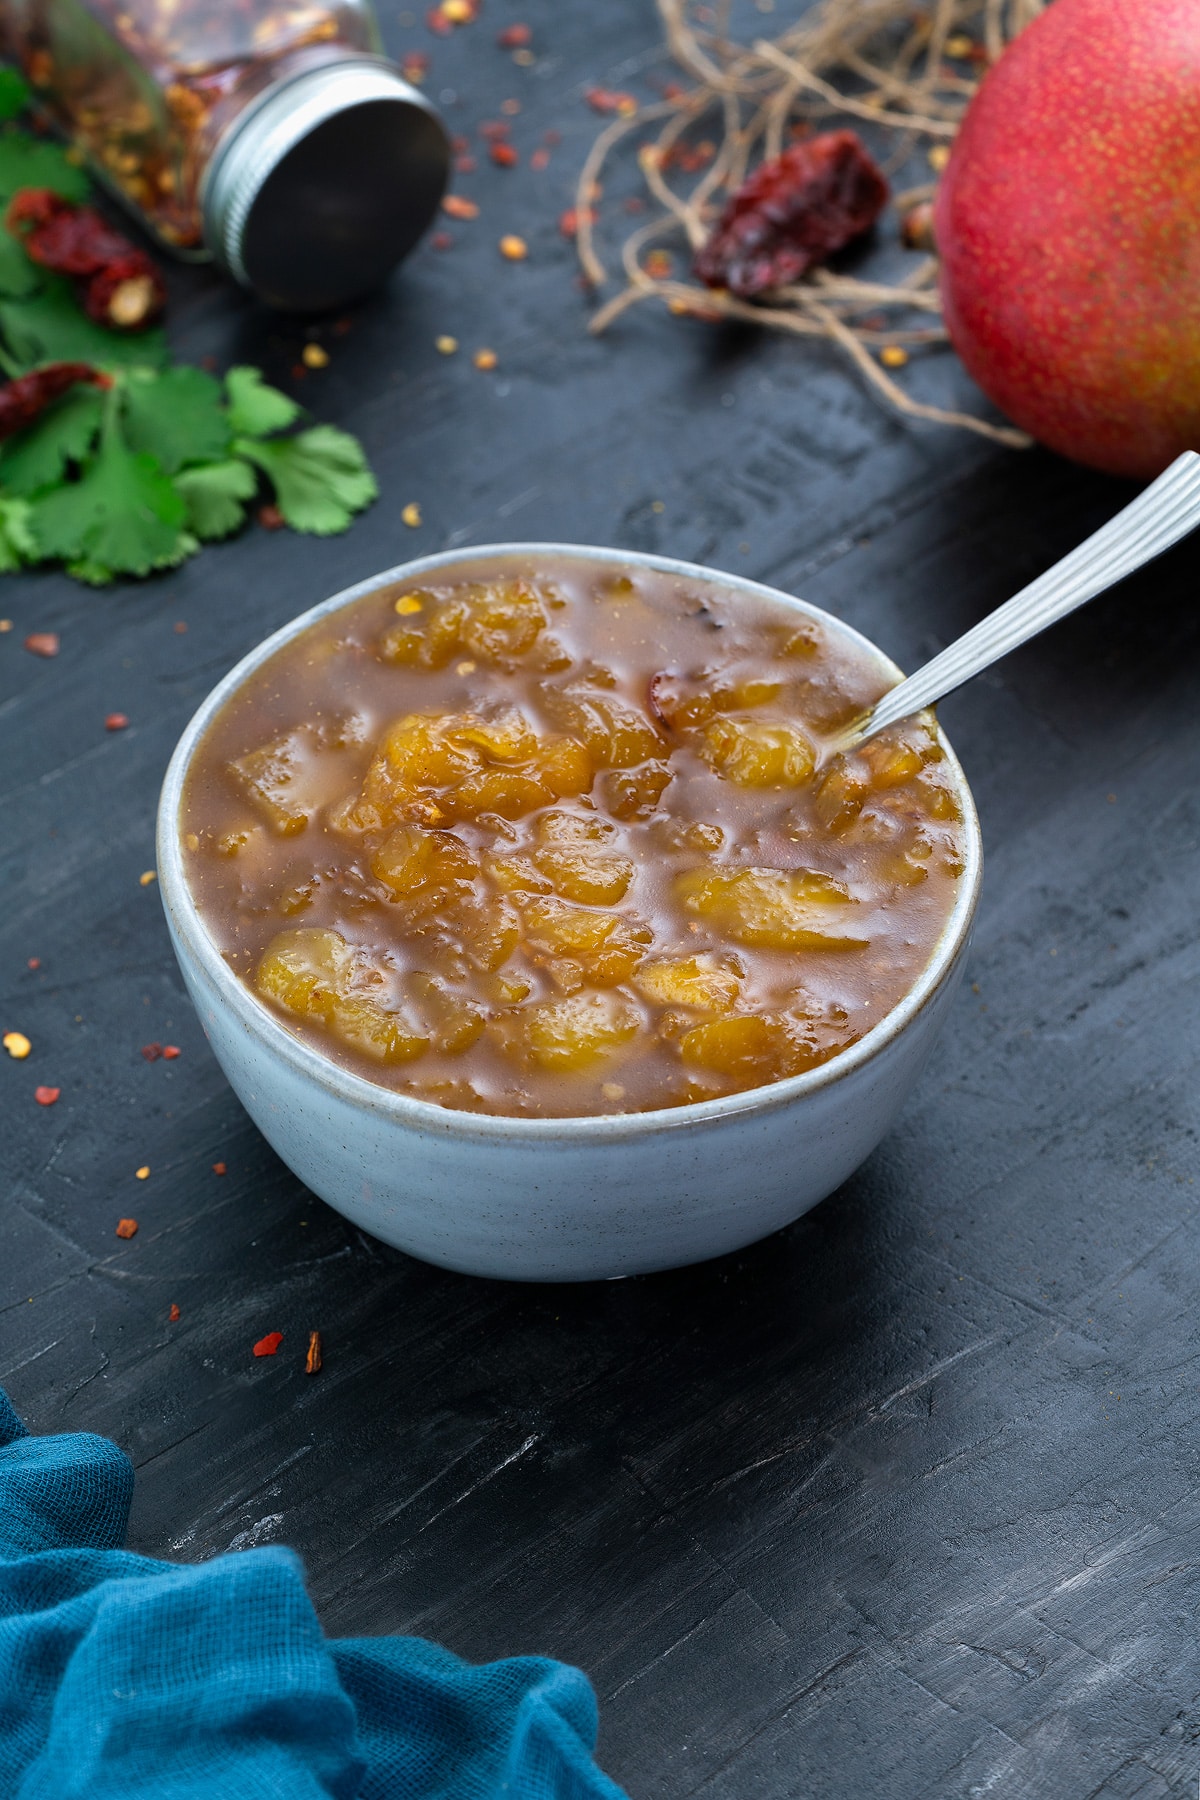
[157,545,982,1282]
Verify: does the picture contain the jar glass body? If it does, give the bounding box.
[2,0,383,250]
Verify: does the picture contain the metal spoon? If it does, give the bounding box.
[837,449,1200,752]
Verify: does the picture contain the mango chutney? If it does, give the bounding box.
[180,555,966,1117]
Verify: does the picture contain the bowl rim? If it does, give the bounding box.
[157,542,983,1144]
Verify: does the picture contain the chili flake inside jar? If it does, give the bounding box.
[180,556,966,1118]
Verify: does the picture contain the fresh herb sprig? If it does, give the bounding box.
[0,73,378,585]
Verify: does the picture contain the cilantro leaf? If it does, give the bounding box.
[225,365,301,437]
[0,128,89,207]
[122,365,228,474]
[0,275,167,371]
[0,382,103,494]
[29,399,188,575]
[0,228,38,298]
[234,425,377,535]
[175,458,258,540]
[0,494,35,570]
[0,70,30,124]
[68,530,197,586]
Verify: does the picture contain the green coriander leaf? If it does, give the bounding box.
[122,365,229,474]
[234,425,377,535]
[0,70,31,123]
[0,382,103,494]
[0,494,35,570]
[67,529,198,586]
[0,129,89,207]
[0,275,167,371]
[30,408,188,575]
[225,365,301,438]
[0,229,38,298]
[174,458,258,540]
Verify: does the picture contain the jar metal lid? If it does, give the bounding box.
[202,58,449,312]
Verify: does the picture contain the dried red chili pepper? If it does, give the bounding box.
[693,131,889,298]
[7,189,167,329]
[305,1330,323,1375]
[168,1302,181,1322]
[0,364,109,440]
[253,1331,283,1357]
[141,1042,163,1061]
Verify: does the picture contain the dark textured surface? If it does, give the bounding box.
[4,7,1200,1798]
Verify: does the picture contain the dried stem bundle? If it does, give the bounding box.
[576,0,1044,448]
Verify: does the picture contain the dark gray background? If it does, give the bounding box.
[4,5,1199,1796]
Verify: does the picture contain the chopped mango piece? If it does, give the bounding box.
[409,973,487,1053]
[541,685,663,768]
[676,867,866,951]
[678,1012,828,1082]
[600,761,672,821]
[370,824,478,902]
[256,928,428,1063]
[521,896,651,985]
[532,811,634,905]
[701,717,815,788]
[229,732,314,835]
[357,708,593,827]
[501,991,640,1071]
[380,579,548,669]
[634,953,741,1012]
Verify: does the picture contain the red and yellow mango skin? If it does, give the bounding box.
[935,0,1200,479]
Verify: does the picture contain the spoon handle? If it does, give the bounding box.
[843,449,1200,749]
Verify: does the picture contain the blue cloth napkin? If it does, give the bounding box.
[0,1389,627,1799]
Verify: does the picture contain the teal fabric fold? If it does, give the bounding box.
[0,1391,626,1800]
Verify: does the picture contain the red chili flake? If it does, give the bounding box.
[24,632,59,658]
[168,1302,181,1322]
[7,189,166,328]
[305,1330,323,1375]
[0,363,109,441]
[162,1045,181,1059]
[661,81,686,101]
[489,141,519,168]
[543,129,562,146]
[253,1331,284,1357]
[497,23,531,46]
[34,1085,60,1106]
[401,50,430,83]
[530,146,550,171]
[27,958,41,970]
[115,1217,138,1239]
[694,131,889,298]
[585,87,638,116]
[257,503,285,530]
[559,207,593,239]
[141,1042,163,1061]
[451,134,469,153]
[456,155,477,174]
[477,120,510,139]
[426,5,452,33]
[174,620,188,633]
[212,1161,226,1175]
[442,194,479,220]
[105,712,129,731]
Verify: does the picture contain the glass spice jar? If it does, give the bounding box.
[1,0,450,310]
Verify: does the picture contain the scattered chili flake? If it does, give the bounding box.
[442,194,479,220]
[431,231,454,250]
[115,1217,138,1238]
[168,1302,181,1322]
[24,632,59,658]
[426,4,452,32]
[499,234,528,260]
[497,23,531,46]
[0,618,11,631]
[174,620,188,633]
[456,155,476,173]
[401,50,430,83]
[27,957,41,970]
[105,712,129,731]
[402,502,422,527]
[694,130,889,298]
[928,144,951,172]
[8,189,167,328]
[880,345,909,369]
[478,120,509,139]
[305,1330,323,1375]
[3,1031,31,1059]
[451,134,469,153]
[253,1331,284,1357]
[0,363,110,440]
[435,335,458,354]
[258,503,285,530]
[489,141,519,168]
[500,98,521,116]
[302,343,329,369]
[139,870,157,886]
[586,87,638,116]
[163,1044,181,1059]
[34,1085,60,1105]
[473,348,498,370]
[901,200,936,251]
[136,1165,150,1180]
[559,207,592,238]
[212,1161,227,1175]
[141,1042,162,1061]
[543,129,562,146]
[530,146,550,171]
